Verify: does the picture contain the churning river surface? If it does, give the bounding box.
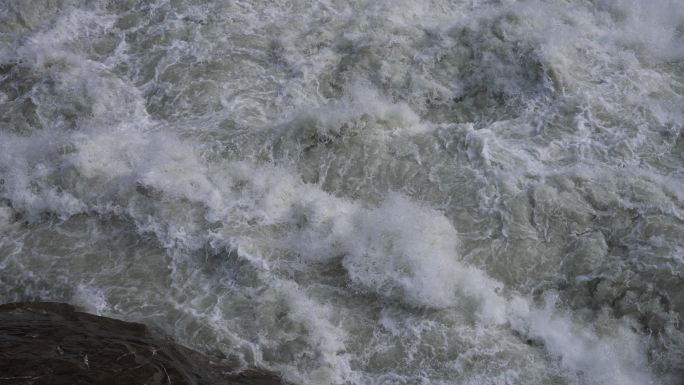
[1,0,683,384]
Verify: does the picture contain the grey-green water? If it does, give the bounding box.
[1,0,683,384]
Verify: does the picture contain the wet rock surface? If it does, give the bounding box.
[0,302,288,385]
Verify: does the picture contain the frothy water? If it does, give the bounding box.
[1,1,683,384]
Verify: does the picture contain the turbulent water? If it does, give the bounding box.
[1,0,683,384]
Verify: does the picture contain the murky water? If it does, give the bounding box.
[1,1,683,383]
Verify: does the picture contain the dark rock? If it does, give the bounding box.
[0,302,288,385]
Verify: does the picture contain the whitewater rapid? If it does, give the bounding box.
[1,0,683,384]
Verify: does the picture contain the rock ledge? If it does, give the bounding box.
[0,302,287,385]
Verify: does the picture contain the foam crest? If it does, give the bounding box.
[598,0,684,61]
[509,295,655,385]
[279,82,425,143]
[339,194,505,318]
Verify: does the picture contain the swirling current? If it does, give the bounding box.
[1,1,683,384]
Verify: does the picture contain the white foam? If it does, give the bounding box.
[508,294,655,385]
[598,0,684,61]
[338,193,506,319]
[276,81,427,142]
[72,283,110,316]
